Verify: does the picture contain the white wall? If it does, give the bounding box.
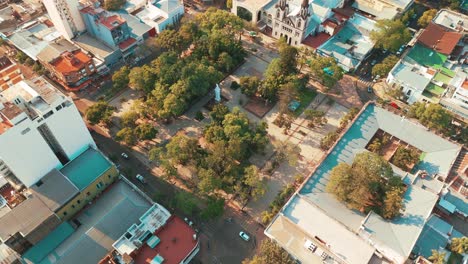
[42,0,85,40]
[0,118,61,187]
[0,98,95,187]
[44,101,95,161]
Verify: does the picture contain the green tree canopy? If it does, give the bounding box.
[200,196,225,219]
[370,19,412,52]
[112,66,130,91]
[450,237,468,254]
[372,55,399,77]
[120,110,138,128]
[242,240,295,264]
[408,103,452,133]
[239,76,260,97]
[165,134,201,166]
[115,127,137,145]
[326,152,404,217]
[428,250,446,264]
[85,101,114,125]
[418,9,437,28]
[135,123,158,140]
[308,56,343,88]
[103,0,125,10]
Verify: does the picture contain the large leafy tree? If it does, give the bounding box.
[372,55,399,77]
[418,9,437,28]
[326,152,404,217]
[308,56,343,88]
[370,19,412,52]
[85,101,115,125]
[103,0,125,11]
[128,65,156,93]
[112,65,130,91]
[408,103,452,133]
[135,123,158,140]
[239,76,260,97]
[165,134,201,166]
[243,240,295,264]
[115,127,137,145]
[428,250,446,264]
[450,237,468,254]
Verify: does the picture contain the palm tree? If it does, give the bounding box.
[428,250,446,264]
[450,237,468,254]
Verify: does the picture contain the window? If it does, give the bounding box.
[298,19,301,28]
[56,105,63,111]
[71,205,75,209]
[96,182,104,189]
[406,90,412,96]
[276,10,280,18]
[77,200,81,204]
[21,128,30,135]
[43,111,53,119]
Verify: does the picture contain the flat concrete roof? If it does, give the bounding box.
[36,180,152,264]
[31,169,79,212]
[73,33,116,60]
[0,195,57,241]
[268,103,461,264]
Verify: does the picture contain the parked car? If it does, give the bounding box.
[121,153,129,159]
[371,60,377,66]
[239,231,250,241]
[367,86,373,93]
[136,174,146,183]
[373,75,381,82]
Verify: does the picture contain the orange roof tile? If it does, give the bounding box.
[51,51,92,74]
[418,23,462,55]
[100,15,125,30]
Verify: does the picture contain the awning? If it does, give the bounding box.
[439,198,456,214]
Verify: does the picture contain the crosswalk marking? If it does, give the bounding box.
[358,77,373,87]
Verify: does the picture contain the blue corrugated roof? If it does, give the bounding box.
[22,222,74,263]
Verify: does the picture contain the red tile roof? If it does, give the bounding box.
[100,15,126,30]
[133,216,198,264]
[302,32,332,49]
[51,51,92,74]
[322,19,339,29]
[118,38,137,51]
[462,80,468,90]
[79,6,99,15]
[418,23,462,55]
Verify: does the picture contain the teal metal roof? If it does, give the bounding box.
[147,235,160,248]
[151,254,164,264]
[60,148,112,191]
[22,222,74,263]
[439,198,456,214]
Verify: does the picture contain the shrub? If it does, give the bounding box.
[230,81,240,90]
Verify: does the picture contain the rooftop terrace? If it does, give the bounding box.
[27,180,152,264]
[268,103,461,264]
[133,216,198,264]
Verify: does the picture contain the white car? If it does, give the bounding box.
[239,231,250,241]
[121,153,129,159]
[136,174,146,184]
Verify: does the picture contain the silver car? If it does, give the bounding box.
[239,231,250,241]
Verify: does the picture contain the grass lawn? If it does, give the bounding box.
[293,88,317,117]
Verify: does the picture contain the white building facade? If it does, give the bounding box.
[232,0,344,46]
[0,77,95,187]
[41,0,86,40]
